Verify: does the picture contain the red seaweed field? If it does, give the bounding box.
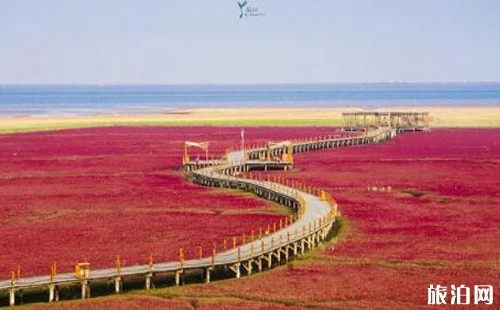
[273,129,500,262]
[0,126,336,277]
[201,128,500,308]
[2,127,500,309]
[144,128,498,309]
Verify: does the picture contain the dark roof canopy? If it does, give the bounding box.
[342,111,429,116]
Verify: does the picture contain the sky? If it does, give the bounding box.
[0,0,499,85]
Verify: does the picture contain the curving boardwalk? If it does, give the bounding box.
[0,126,400,306]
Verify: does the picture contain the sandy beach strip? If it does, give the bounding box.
[0,106,499,133]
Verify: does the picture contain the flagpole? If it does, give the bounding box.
[241,128,245,164]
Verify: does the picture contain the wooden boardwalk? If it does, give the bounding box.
[0,126,399,307]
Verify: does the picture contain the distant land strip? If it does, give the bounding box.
[1,107,500,134]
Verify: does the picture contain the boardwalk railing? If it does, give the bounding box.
[0,126,397,307]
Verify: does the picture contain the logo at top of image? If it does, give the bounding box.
[237,1,265,19]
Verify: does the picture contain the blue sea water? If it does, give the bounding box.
[1,84,500,117]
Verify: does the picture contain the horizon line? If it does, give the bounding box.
[1,81,500,87]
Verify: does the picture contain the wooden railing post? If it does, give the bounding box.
[179,248,184,269]
[148,253,154,271]
[9,271,15,306]
[114,255,122,294]
[211,249,215,268]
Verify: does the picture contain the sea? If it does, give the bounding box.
[1,83,500,117]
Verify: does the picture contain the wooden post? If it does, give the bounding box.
[48,284,57,303]
[179,248,184,269]
[205,268,211,284]
[234,263,241,279]
[75,261,91,299]
[211,249,216,268]
[114,276,121,294]
[9,288,15,306]
[175,270,183,286]
[81,280,89,299]
[148,253,154,271]
[9,271,15,306]
[50,261,57,282]
[146,253,154,290]
[115,255,121,277]
[145,273,153,290]
[198,246,203,259]
[49,260,58,302]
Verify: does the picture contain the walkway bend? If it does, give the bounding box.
[0,126,399,306]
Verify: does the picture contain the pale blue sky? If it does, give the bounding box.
[0,0,499,84]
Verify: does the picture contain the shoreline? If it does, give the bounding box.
[1,106,499,134]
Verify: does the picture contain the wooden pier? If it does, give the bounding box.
[342,111,430,132]
[0,124,411,307]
